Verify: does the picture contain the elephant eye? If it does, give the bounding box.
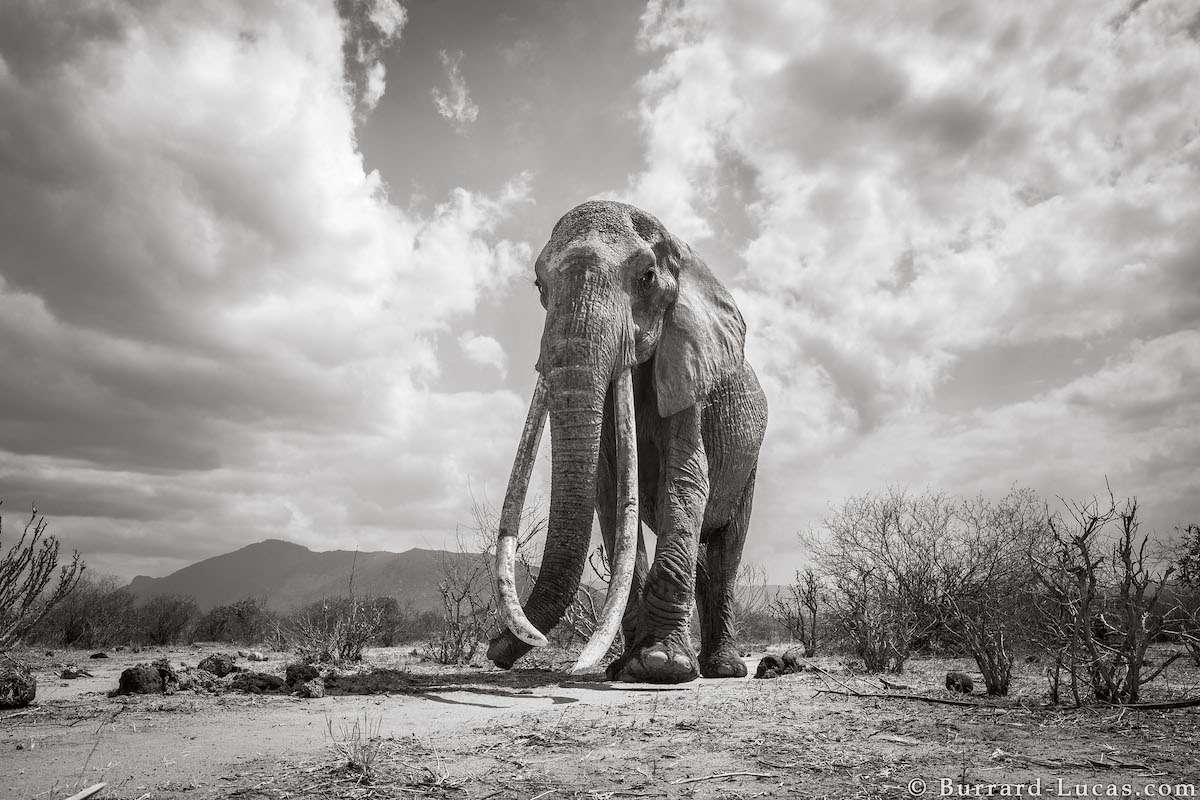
[640,269,656,285]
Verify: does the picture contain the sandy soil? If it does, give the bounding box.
[3,645,1199,800]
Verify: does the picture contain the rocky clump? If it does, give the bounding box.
[197,652,239,678]
[230,671,285,694]
[945,671,974,694]
[754,646,809,679]
[114,658,180,695]
[286,662,324,699]
[0,657,37,709]
[89,652,109,659]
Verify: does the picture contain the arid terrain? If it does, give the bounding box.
[3,645,1199,800]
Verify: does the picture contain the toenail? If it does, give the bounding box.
[643,650,668,667]
[670,653,691,669]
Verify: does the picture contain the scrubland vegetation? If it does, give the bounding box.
[3,485,1199,710]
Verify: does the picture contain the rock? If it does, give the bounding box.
[115,665,160,694]
[246,651,268,662]
[114,659,181,695]
[285,663,320,687]
[295,678,325,699]
[89,652,109,659]
[0,658,37,709]
[60,665,92,679]
[781,646,807,670]
[945,671,974,694]
[197,653,238,678]
[230,671,285,694]
[754,654,787,679]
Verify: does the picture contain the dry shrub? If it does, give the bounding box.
[1030,491,1183,705]
[0,501,84,650]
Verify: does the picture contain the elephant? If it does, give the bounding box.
[486,200,768,684]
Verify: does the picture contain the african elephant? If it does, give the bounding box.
[486,200,768,684]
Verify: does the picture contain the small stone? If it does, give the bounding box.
[89,652,109,660]
[295,678,325,699]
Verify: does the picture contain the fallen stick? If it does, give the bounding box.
[670,772,777,785]
[813,689,1003,709]
[880,678,912,691]
[63,784,107,800]
[1101,696,1200,711]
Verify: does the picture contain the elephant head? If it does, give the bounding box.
[487,200,746,671]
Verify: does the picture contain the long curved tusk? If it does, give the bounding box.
[495,374,549,647]
[571,367,638,673]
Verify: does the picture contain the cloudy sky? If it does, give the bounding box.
[1,0,1197,582]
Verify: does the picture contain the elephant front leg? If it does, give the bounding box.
[696,469,756,678]
[608,408,707,684]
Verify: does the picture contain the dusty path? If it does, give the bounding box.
[4,647,1200,800]
[2,647,748,799]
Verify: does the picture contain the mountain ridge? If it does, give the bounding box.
[125,538,486,613]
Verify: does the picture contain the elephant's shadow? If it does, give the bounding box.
[324,666,608,701]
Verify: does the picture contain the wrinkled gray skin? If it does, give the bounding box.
[487,201,768,684]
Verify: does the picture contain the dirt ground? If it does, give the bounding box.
[3,645,1199,800]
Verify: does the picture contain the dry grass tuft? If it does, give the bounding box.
[326,714,383,784]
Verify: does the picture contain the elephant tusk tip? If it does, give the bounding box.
[516,628,549,648]
[568,660,593,675]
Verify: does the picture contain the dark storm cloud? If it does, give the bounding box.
[0,0,534,577]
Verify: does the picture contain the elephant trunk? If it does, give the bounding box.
[490,267,636,669]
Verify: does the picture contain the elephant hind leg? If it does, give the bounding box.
[696,469,756,679]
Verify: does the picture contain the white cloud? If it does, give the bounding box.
[431,48,480,132]
[458,332,508,376]
[0,0,530,576]
[625,0,1200,564]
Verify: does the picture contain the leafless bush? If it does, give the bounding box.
[835,570,918,673]
[28,573,133,648]
[811,488,956,672]
[558,543,618,652]
[1172,524,1200,666]
[290,550,384,662]
[811,486,1050,686]
[932,489,1049,695]
[134,594,200,645]
[192,597,277,645]
[0,501,85,650]
[1029,491,1182,705]
[730,562,776,642]
[427,492,544,665]
[292,597,384,663]
[769,568,823,653]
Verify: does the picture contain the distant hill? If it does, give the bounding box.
[126,539,486,612]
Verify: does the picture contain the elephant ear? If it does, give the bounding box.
[653,238,746,418]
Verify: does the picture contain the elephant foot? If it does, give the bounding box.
[606,636,699,684]
[700,646,748,678]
